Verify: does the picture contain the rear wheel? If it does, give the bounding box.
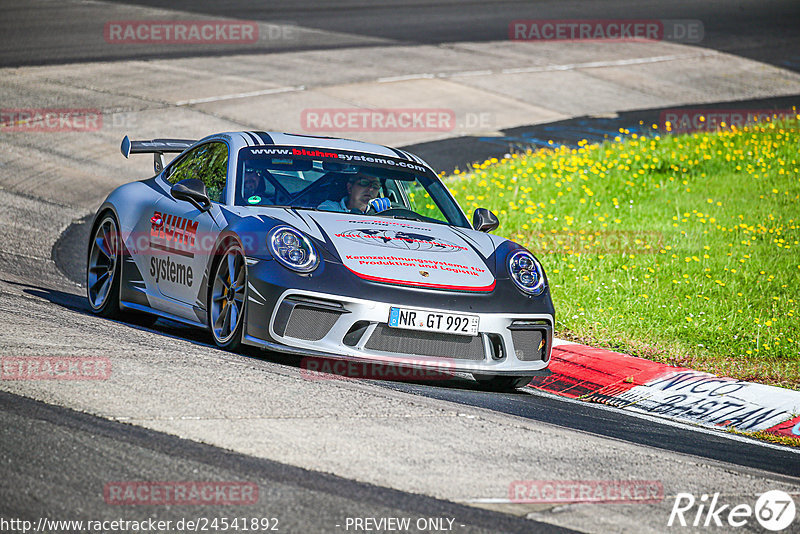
[473,374,534,392]
[87,212,157,326]
[208,241,246,350]
[87,213,122,318]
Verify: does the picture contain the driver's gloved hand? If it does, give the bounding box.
[368,197,391,213]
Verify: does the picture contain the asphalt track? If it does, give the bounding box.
[2,0,799,70]
[2,1,800,532]
[0,390,570,534]
[51,194,800,480]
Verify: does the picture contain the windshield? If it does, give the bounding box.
[235,146,470,228]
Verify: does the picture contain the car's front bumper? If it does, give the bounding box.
[243,285,553,376]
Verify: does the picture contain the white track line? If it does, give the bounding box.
[445,69,494,78]
[377,52,716,82]
[464,491,800,504]
[175,51,715,105]
[377,73,436,83]
[0,249,51,262]
[175,85,305,106]
[500,51,715,75]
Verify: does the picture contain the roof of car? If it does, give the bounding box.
[219,131,433,170]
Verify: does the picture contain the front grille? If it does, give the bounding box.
[365,325,485,360]
[284,306,341,341]
[510,329,545,361]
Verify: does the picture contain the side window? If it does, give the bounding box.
[167,142,228,203]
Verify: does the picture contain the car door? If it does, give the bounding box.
[150,141,229,316]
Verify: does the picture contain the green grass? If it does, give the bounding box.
[727,428,800,448]
[445,116,800,389]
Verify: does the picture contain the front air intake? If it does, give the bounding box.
[273,296,346,341]
[508,320,551,362]
[284,306,341,341]
[365,325,485,360]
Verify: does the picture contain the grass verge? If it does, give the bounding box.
[727,428,800,448]
[446,117,800,390]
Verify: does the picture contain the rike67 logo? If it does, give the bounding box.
[669,490,796,531]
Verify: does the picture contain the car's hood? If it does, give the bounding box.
[274,210,499,292]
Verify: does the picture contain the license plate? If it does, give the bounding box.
[388,307,479,336]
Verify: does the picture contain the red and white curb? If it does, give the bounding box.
[528,340,800,440]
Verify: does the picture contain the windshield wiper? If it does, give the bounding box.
[259,205,320,211]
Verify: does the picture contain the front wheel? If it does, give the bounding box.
[473,374,534,392]
[208,241,247,350]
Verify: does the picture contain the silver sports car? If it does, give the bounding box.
[87,131,554,390]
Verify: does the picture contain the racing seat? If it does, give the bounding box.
[311,173,351,207]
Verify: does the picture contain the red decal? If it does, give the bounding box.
[764,415,800,439]
[346,266,495,292]
[149,211,197,249]
[150,211,163,238]
[291,147,339,159]
[183,219,198,247]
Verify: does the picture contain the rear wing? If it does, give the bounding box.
[120,135,196,174]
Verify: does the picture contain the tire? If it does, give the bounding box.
[473,374,535,392]
[87,212,123,318]
[87,211,158,327]
[207,240,246,351]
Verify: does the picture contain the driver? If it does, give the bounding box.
[318,174,390,213]
[242,166,269,203]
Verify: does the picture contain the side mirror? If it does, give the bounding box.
[472,208,499,233]
[171,178,211,212]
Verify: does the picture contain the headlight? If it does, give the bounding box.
[268,226,319,273]
[508,250,546,295]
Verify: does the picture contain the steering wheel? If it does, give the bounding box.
[371,207,425,221]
